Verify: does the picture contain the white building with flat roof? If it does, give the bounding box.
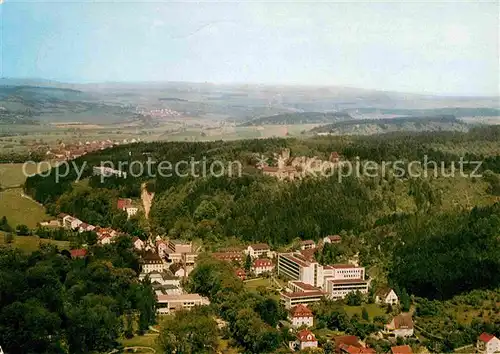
[277,252,369,300]
[156,293,210,314]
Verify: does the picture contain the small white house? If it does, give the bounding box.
[289,304,314,328]
[289,329,318,351]
[385,313,414,338]
[375,288,399,306]
[133,237,145,250]
[477,333,500,354]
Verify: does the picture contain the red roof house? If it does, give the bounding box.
[390,345,413,354]
[70,249,87,259]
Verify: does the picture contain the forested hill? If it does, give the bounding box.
[310,115,468,135]
[240,111,354,126]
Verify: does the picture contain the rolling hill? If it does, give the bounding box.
[309,115,469,135]
[240,112,354,126]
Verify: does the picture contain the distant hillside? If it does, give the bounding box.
[310,115,469,135]
[240,112,354,126]
[347,107,500,118]
[0,85,134,123]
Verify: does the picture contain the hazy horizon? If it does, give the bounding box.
[2,1,499,96]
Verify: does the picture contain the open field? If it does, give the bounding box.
[0,188,50,228]
[0,233,70,253]
[344,303,386,319]
[0,162,51,186]
[120,334,160,353]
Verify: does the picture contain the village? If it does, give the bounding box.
[41,201,499,354]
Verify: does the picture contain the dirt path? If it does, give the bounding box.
[141,183,154,219]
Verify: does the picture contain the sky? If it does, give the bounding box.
[1,0,499,95]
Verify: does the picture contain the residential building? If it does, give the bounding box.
[153,283,182,296]
[252,258,274,275]
[169,263,186,278]
[288,304,314,328]
[70,249,87,259]
[323,235,342,244]
[168,239,192,254]
[139,271,180,286]
[142,251,165,273]
[375,288,399,306]
[39,220,61,228]
[333,335,376,354]
[389,345,413,354]
[385,313,414,337]
[98,234,113,245]
[93,166,126,178]
[300,240,316,250]
[78,223,96,233]
[156,240,168,258]
[62,215,83,230]
[477,333,500,354]
[156,294,210,314]
[213,252,244,263]
[235,268,246,280]
[289,329,318,351]
[280,290,325,309]
[245,243,272,258]
[117,198,138,219]
[133,237,145,250]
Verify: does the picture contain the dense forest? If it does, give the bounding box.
[240,111,353,126]
[310,115,468,135]
[0,237,156,354]
[23,127,500,302]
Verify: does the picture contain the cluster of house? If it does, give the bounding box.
[286,303,415,352]
[135,238,209,315]
[211,243,276,280]
[257,148,342,181]
[55,199,138,242]
[285,321,498,354]
[58,213,120,244]
[44,139,139,162]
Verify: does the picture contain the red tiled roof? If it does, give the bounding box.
[301,240,315,245]
[334,335,362,348]
[339,344,376,354]
[290,304,313,318]
[253,258,273,268]
[70,249,87,258]
[332,263,361,269]
[117,198,132,210]
[280,291,326,299]
[328,278,368,285]
[479,333,496,343]
[326,235,342,242]
[388,313,414,330]
[299,248,316,262]
[280,254,310,267]
[297,329,316,342]
[250,243,270,251]
[391,345,413,354]
[290,281,321,291]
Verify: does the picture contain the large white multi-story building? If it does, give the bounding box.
[277,252,368,300]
